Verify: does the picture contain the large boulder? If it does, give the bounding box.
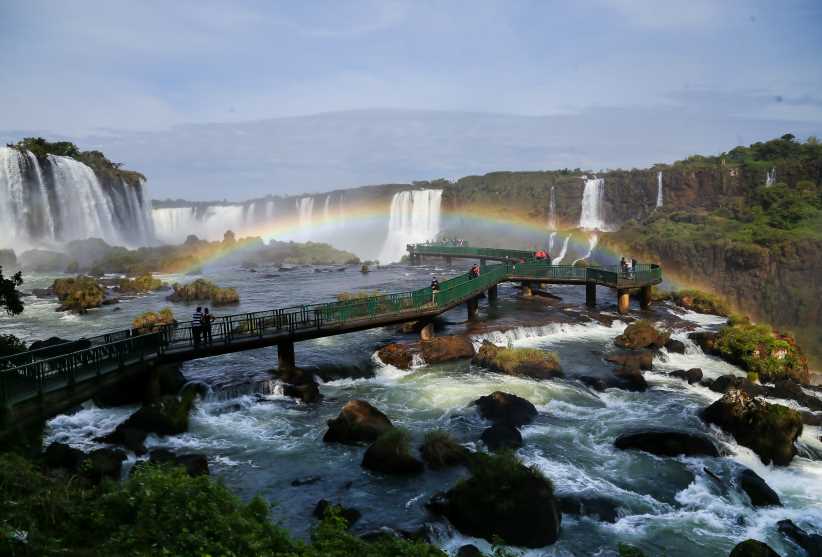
[28,337,91,358]
[481,424,523,451]
[323,400,394,444]
[702,389,803,466]
[670,368,703,385]
[427,452,561,548]
[101,394,195,443]
[472,340,563,379]
[614,430,720,457]
[420,335,475,364]
[362,429,424,475]
[737,468,781,507]
[728,539,780,557]
[474,391,537,427]
[276,367,321,403]
[665,338,686,354]
[377,343,413,370]
[614,321,669,350]
[777,519,822,557]
[557,495,622,523]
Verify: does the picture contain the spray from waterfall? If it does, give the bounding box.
[579,177,606,230]
[552,235,571,264]
[572,234,599,265]
[656,171,663,208]
[379,190,443,263]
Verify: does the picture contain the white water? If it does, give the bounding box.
[579,177,606,230]
[153,205,248,243]
[572,233,599,265]
[0,147,155,250]
[322,195,331,224]
[296,197,314,241]
[379,189,443,263]
[548,185,557,230]
[656,171,664,207]
[552,234,571,264]
[549,231,557,253]
[766,168,776,187]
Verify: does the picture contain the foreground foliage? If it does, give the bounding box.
[0,267,24,316]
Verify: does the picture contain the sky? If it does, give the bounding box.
[1,0,821,200]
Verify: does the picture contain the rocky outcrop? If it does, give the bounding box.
[728,539,780,557]
[276,367,321,403]
[98,394,195,451]
[474,391,537,427]
[702,390,803,466]
[481,424,523,451]
[362,429,424,475]
[614,431,720,457]
[777,519,822,557]
[737,468,781,507]
[614,321,669,350]
[709,375,822,412]
[323,400,393,444]
[420,335,475,364]
[377,343,413,369]
[427,452,561,548]
[670,368,703,384]
[473,340,563,379]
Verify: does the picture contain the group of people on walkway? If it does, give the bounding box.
[534,249,551,261]
[620,257,639,277]
[192,307,216,346]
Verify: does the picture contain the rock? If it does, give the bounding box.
[84,448,127,483]
[419,431,469,469]
[481,424,523,451]
[362,429,424,475]
[777,519,822,557]
[148,449,209,476]
[420,335,475,364]
[472,340,563,379]
[428,452,561,548]
[614,321,669,350]
[44,442,85,472]
[737,468,781,507]
[606,352,653,371]
[291,475,322,486]
[377,343,413,370]
[456,545,484,557]
[611,362,648,392]
[614,430,720,457]
[579,375,608,391]
[702,389,802,466]
[275,367,321,403]
[97,427,148,455]
[313,499,361,527]
[557,495,621,523]
[728,539,781,557]
[323,400,394,444]
[98,394,195,450]
[101,298,119,305]
[710,375,765,396]
[474,391,537,427]
[670,368,703,384]
[688,331,719,353]
[801,411,822,426]
[771,380,822,412]
[665,338,686,354]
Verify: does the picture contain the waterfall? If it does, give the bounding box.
[552,235,571,264]
[656,171,663,208]
[153,205,247,244]
[322,195,331,224]
[265,199,275,219]
[379,189,443,264]
[0,146,154,250]
[548,186,557,230]
[766,168,776,187]
[579,177,606,230]
[337,193,345,228]
[572,233,598,265]
[296,197,314,236]
[549,231,557,253]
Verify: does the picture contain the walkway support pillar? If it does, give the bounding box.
[487,284,498,302]
[586,282,596,308]
[278,341,295,369]
[640,285,652,310]
[617,289,630,314]
[466,297,479,319]
[420,322,435,341]
[521,282,533,297]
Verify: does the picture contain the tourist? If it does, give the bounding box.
[430,276,440,303]
[470,264,480,278]
[620,257,629,277]
[192,306,203,347]
[203,307,214,344]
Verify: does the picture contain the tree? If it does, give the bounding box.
[223,230,236,244]
[0,267,24,316]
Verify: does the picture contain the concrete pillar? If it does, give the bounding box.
[586,282,596,308]
[488,284,498,301]
[521,282,533,297]
[466,297,479,319]
[278,341,295,369]
[617,289,630,314]
[420,322,435,340]
[640,285,652,310]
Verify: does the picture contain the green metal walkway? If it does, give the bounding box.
[1,244,661,413]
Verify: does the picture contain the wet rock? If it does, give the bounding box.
[472,340,563,379]
[84,448,127,483]
[728,539,780,557]
[324,400,394,444]
[474,391,537,427]
[456,545,484,557]
[688,331,719,353]
[291,475,322,486]
[377,343,413,370]
[276,367,321,403]
[148,449,209,476]
[702,389,802,466]
[419,431,469,469]
[800,411,822,426]
[420,335,475,364]
[579,375,608,392]
[777,519,822,557]
[313,499,361,527]
[665,338,686,354]
[103,394,195,440]
[97,427,148,455]
[611,363,648,392]
[737,468,781,507]
[709,375,766,396]
[428,452,561,548]
[670,368,703,384]
[771,380,822,412]
[44,442,85,472]
[606,352,653,371]
[614,321,669,350]
[362,430,424,475]
[557,495,621,523]
[614,430,720,457]
[481,424,523,451]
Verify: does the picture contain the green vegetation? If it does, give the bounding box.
[168,278,240,305]
[117,273,166,294]
[258,241,360,266]
[51,276,106,314]
[0,452,445,556]
[132,308,176,333]
[670,289,730,316]
[0,334,27,360]
[0,267,24,316]
[491,346,559,370]
[714,321,808,383]
[336,290,381,302]
[618,544,646,557]
[420,430,468,469]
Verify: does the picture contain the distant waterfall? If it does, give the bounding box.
[552,235,571,264]
[656,171,663,207]
[766,168,776,187]
[548,231,557,253]
[322,195,331,224]
[572,234,598,265]
[296,197,314,240]
[337,192,346,228]
[0,146,154,250]
[548,186,557,230]
[379,189,443,263]
[579,177,606,230]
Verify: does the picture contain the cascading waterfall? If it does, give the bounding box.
[552,235,571,264]
[322,195,331,224]
[766,168,776,187]
[579,177,606,230]
[572,233,598,265]
[548,232,557,253]
[0,146,155,250]
[378,189,443,263]
[548,186,557,230]
[656,171,663,207]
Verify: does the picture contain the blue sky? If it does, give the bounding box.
[2,0,821,199]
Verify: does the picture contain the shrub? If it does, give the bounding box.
[132,308,176,333]
[747,371,759,384]
[51,276,105,313]
[118,273,165,294]
[420,430,468,469]
[493,347,560,370]
[168,278,240,305]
